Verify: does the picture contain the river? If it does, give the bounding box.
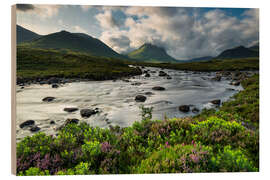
[16,67,243,141]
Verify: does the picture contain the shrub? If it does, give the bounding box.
[135,143,213,173]
[210,146,258,172]
[18,167,50,176]
[191,116,246,149]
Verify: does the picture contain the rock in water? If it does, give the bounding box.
[42,97,55,102]
[179,105,190,113]
[159,71,167,77]
[230,81,240,86]
[63,107,79,113]
[152,86,166,91]
[145,73,151,77]
[211,99,221,105]
[20,120,35,128]
[30,126,40,132]
[167,76,172,79]
[211,76,221,81]
[135,95,147,102]
[52,84,59,88]
[192,108,200,113]
[50,120,55,125]
[145,92,154,95]
[80,109,98,118]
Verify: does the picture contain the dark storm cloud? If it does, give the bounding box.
[16,4,35,12]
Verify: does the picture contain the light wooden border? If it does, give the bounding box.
[11,4,17,175]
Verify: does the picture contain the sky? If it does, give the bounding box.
[16,4,259,60]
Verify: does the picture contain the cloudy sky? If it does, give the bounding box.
[16,4,259,59]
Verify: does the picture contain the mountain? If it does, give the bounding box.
[127,43,177,63]
[216,46,259,59]
[17,25,41,44]
[21,30,124,59]
[249,43,259,52]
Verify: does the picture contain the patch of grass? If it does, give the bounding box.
[17,46,141,82]
[132,57,259,72]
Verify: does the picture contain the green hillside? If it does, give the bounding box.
[216,46,259,59]
[127,43,177,63]
[21,30,124,59]
[16,46,141,82]
[17,25,41,44]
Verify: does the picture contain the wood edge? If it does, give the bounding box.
[11,4,17,175]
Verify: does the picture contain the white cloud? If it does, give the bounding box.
[73,26,88,34]
[96,7,259,59]
[95,10,120,29]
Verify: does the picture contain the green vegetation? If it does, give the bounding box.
[17,46,141,82]
[20,30,124,59]
[133,57,259,71]
[16,75,259,175]
[216,46,259,59]
[17,25,41,44]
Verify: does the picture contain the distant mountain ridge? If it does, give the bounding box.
[216,45,259,59]
[17,25,259,62]
[17,25,41,44]
[179,56,213,63]
[18,28,125,59]
[127,43,177,63]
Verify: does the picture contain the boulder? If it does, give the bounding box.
[42,97,55,102]
[211,75,221,81]
[211,99,221,105]
[230,81,240,86]
[50,120,55,125]
[135,95,147,102]
[48,77,60,84]
[152,86,166,91]
[159,71,168,77]
[145,73,151,77]
[80,109,98,118]
[30,126,40,132]
[52,84,59,88]
[145,92,154,95]
[192,108,200,113]
[131,82,142,86]
[122,79,130,83]
[63,107,79,113]
[179,105,190,113]
[167,76,172,79]
[19,120,35,128]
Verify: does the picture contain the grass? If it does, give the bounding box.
[16,74,259,175]
[16,46,141,82]
[132,57,259,71]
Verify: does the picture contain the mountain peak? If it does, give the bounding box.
[128,43,176,63]
[16,25,41,43]
[217,45,259,59]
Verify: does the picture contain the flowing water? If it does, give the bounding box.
[16,67,243,141]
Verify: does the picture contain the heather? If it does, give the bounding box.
[16,75,259,175]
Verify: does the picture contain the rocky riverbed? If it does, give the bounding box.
[16,67,252,141]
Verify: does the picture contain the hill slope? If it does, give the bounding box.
[216,46,259,59]
[127,43,177,63]
[16,25,41,44]
[21,30,124,59]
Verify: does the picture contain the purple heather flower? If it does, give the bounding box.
[101,142,112,153]
[189,154,200,163]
